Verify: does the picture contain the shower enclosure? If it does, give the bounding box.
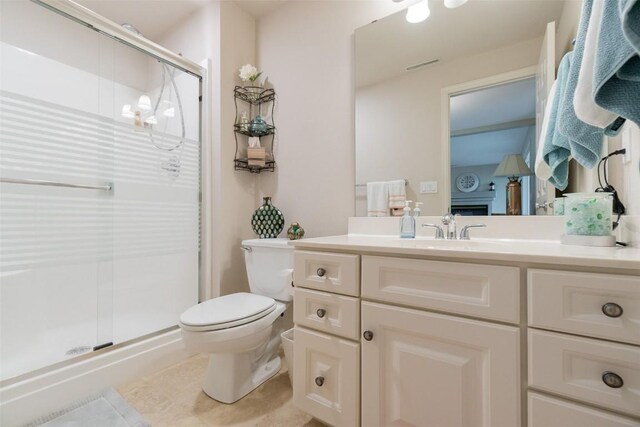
[0,0,202,382]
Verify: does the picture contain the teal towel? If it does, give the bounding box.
[593,0,640,127]
[558,0,605,170]
[543,52,572,190]
[621,0,640,54]
[617,56,640,82]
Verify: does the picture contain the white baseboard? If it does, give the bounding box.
[0,329,190,427]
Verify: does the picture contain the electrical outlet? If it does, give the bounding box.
[420,181,438,194]
[621,127,631,165]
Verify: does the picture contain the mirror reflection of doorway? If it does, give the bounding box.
[450,77,536,216]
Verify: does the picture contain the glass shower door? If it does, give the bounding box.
[0,0,201,382]
[0,0,115,380]
[108,34,200,346]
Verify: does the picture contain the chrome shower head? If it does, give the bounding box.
[121,23,143,36]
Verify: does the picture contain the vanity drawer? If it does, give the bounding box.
[528,269,640,345]
[361,256,520,323]
[294,251,360,296]
[529,329,640,417]
[293,327,360,427]
[294,288,360,340]
[528,392,640,427]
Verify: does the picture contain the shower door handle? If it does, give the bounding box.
[0,177,112,191]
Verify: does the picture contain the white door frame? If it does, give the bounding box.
[440,66,538,214]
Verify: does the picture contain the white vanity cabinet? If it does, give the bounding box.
[527,269,640,426]
[289,232,640,427]
[292,250,522,427]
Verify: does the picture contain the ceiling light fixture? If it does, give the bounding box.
[406,0,430,23]
[444,0,468,8]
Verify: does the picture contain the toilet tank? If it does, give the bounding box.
[242,238,294,302]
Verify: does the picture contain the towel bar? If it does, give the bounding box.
[355,178,408,188]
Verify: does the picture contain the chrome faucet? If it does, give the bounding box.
[459,224,486,240]
[441,212,458,240]
[421,223,444,239]
[422,214,486,240]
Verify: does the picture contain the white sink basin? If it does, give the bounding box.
[401,237,511,250]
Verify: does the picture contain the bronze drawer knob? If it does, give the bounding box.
[602,302,623,318]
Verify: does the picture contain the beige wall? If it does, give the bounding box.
[157,0,407,296]
[607,123,640,216]
[555,0,582,65]
[217,2,260,296]
[355,38,542,216]
[159,1,258,298]
[255,1,405,238]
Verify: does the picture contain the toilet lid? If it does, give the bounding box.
[179,292,276,328]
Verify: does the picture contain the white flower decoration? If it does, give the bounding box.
[239,64,262,82]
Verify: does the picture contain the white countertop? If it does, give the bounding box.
[290,235,640,271]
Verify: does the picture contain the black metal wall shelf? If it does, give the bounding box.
[233,123,275,137]
[234,158,276,173]
[233,85,276,174]
[234,86,276,105]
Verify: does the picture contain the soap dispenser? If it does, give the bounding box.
[414,202,423,218]
[400,201,416,239]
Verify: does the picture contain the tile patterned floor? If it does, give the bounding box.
[118,352,325,427]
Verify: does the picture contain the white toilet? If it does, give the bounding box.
[179,238,293,403]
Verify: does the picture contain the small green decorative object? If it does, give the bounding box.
[252,197,284,238]
[287,222,305,240]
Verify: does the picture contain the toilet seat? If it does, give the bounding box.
[180,292,276,332]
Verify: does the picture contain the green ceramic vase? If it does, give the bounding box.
[252,197,284,238]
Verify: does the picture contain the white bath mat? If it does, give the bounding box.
[25,388,150,427]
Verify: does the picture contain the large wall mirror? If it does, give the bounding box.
[354,0,568,217]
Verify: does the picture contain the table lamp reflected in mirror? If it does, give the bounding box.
[493,154,533,215]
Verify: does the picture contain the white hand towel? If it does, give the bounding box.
[574,0,619,128]
[387,179,407,210]
[535,80,557,180]
[366,182,389,217]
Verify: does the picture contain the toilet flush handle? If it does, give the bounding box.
[241,245,252,252]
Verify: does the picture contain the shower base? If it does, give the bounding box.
[0,328,188,426]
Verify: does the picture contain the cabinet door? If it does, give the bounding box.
[361,302,520,427]
[293,327,360,426]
